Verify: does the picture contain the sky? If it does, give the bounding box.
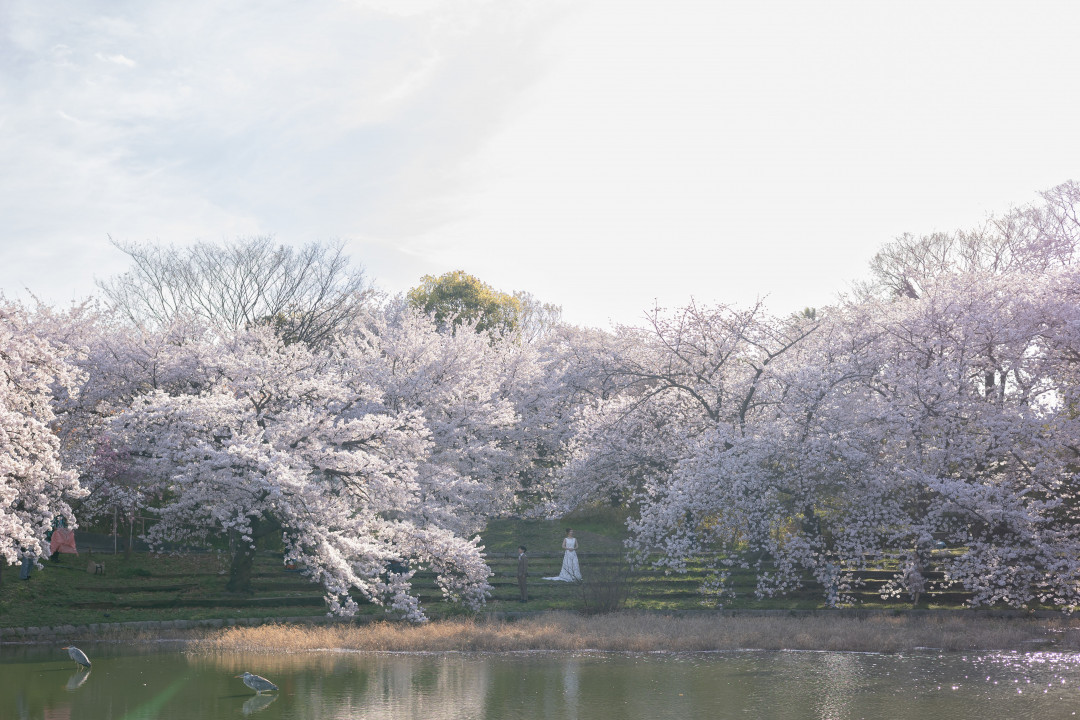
[3,0,1080,329]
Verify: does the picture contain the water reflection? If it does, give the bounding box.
[199,651,491,719]
[242,692,278,715]
[5,645,1080,719]
[64,668,91,692]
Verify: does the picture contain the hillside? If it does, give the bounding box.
[0,509,979,630]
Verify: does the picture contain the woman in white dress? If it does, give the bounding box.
[544,528,582,581]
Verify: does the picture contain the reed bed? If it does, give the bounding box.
[189,612,1080,654]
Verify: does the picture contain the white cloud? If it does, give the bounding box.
[95,52,135,67]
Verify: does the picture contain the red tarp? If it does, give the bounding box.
[50,527,78,555]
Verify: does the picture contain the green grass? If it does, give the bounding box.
[480,512,628,556]
[1,508,994,630]
[0,551,336,628]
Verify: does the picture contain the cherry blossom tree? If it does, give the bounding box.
[856,270,1080,607]
[350,303,522,536]
[107,327,491,620]
[559,301,818,560]
[496,323,594,511]
[747,268,1080,608]
[867,180,1080,299]
[24,302,213,550]
[0,302,85,571]
[400,270,1077,611]
[561,268,1080,609]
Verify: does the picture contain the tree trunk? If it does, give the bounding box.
[123,496,138,561]
[125,504,135,560]
[226,537,257,594]
[225,515,280,594]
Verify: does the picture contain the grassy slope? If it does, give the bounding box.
[1,508,977,629]
[0,551,333,628]
[482,508,974,613]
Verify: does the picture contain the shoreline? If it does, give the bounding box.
[5,609,1080,654]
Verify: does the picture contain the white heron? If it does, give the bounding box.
[62,646,91,668]
[235,672,279,694]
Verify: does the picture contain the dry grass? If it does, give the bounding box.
[188,612,1080,655]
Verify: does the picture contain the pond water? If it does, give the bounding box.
[4,643,1080,719]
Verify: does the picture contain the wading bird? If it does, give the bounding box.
[235,672,278,694]
[62,646,91,668]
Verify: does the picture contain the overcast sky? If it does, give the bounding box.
[3,0,1080,329]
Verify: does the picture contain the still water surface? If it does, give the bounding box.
[4,643,1080,719]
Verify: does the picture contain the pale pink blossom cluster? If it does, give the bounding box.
[18,300,576,619]
[562,182,1080,609]
[0,303,86,566]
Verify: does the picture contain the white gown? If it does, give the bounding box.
[544,537,582,581]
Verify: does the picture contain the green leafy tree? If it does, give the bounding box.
[407,270,523,335]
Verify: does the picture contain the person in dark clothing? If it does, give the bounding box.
[517,545,528,602]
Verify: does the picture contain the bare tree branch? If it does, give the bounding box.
[98,237,375,346]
